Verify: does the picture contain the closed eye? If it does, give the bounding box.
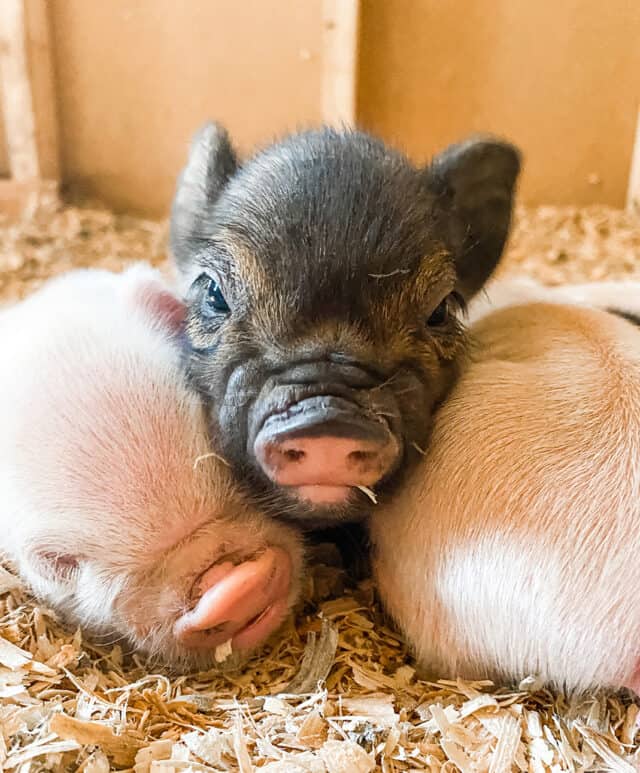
[34,550,81,583]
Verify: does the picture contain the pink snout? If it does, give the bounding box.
[255,434,400,502]
[173,547,292,652]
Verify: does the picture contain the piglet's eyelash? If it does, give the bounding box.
[448,291,468,317]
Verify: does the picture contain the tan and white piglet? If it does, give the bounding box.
[0,265,303,669]
[468,276,640,326]
[371,279,640,694]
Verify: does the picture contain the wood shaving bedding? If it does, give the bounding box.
[0,556,637,771]
[1,198,639,771]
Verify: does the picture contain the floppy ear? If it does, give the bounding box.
[426,136,521,299]
[169,122,238,272]
[121,264,187,334]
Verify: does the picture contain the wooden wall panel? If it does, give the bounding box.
[50,0,324,217]
[357,0,640,206]
[0,78,9,177]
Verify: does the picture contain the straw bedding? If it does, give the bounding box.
[0,196,639,772]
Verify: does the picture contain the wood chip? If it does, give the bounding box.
[232,713,253,773]
[3,739,81,769]
[0,566,22,594]
[135,739,174,772]
[488,713,522,773]
[285,618,339,694]
[297,711,329,750]
[213,638,233,664]
[340,694,397,724]
[81,749,111,773]
[621,703,640,746]
[317,739,375,773]
[439,739,475,772]
[0,636,32,669]
[319,598,364,618]
[50,712,143,766]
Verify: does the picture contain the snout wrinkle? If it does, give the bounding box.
[253,393,402,493]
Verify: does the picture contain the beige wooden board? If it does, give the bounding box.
[0,0,39,180]
[49,0,324,217]
[627,108,640,213]
[358,0,640,207]
[321,0,360,127]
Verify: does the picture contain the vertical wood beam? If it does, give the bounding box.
[321,0,360,127]
[0,0,59,215]
[627,107,640,213]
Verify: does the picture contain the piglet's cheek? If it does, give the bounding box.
[625,660,640,696]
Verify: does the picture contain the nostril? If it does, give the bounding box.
[348,449,377,463]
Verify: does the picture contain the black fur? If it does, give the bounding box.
[170,124,521,526]
[608,308,640,327]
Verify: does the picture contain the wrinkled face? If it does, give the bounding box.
[5,266,303,670]
[171,126,520,526]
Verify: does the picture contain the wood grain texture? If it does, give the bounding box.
[49,0,324,217]
[357,0,640,206]
[23,0,60,181]
[0,0,39,180]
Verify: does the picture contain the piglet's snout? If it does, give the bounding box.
[254,396,401,497]
[259,435,395,487]
[173,548,292,652]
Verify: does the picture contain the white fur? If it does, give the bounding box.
[0,264,302,668]
[469,276,640,324]
[372,279,640,693]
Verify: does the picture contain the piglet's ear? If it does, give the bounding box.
[170,122,238,272]
[426,136,521,299]
[133,280,187,334]
[121,264,187,334]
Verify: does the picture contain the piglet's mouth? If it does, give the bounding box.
[173,548,292,653]
[294,484,354,504]
[290,484,384,508]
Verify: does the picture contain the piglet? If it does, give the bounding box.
[170,124,521,526]
[0,264,302,669]
[371,279,640,694]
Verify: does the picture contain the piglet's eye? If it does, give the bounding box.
[202,277,230,315]
[427,298,449,327]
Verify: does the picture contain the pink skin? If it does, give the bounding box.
[255,435,399,504]
[626,662,640,696]
[174,548,292,651]
[296,485,353,504]
[0,265,303,668]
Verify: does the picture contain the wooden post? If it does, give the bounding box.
[0,0,59,216]
[321,0,360,128]
[627,107,640,214]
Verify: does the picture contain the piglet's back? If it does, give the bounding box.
[372,301,640,692]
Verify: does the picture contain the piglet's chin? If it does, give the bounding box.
[293,485,354,505]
